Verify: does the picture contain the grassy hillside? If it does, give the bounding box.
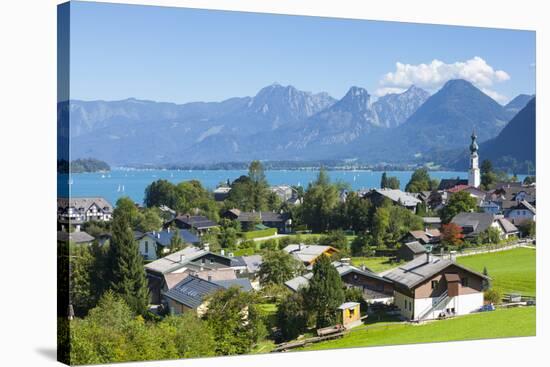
[301,307,535,351]
[457,247,536,296]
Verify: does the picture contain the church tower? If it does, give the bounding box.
[468,130,480,188]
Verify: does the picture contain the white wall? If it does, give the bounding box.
[138,237,158,260]
[412,293,484,320]
[507,209,535,222]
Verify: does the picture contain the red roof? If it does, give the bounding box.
[447,184,470,193]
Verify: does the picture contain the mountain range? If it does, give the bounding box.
[66,80,534,170]
[478,97,536,172]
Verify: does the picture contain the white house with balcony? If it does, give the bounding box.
[384,254,489,321]
[57,197,113,232]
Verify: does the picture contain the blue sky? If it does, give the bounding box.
[69,1,535,104]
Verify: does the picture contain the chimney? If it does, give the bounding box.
[208,275,212,282]
[180,255,185,263]
[298,243,302,251]
[361,265,366,271]
[426,252,431,263]
[220,249,225,256]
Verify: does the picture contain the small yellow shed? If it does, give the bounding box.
[338,302,361,329]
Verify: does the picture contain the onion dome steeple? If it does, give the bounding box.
[470,130,478,154]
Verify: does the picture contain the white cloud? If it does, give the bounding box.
[480,88,509,104]
[376,57,510,103]
[374,87,407,97]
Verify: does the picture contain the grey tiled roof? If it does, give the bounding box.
[402,241,427,254]
[283,244,335,264]
[163,275,223,309]
[231,210,289,223]
[284,274,313,292]
[496,218,519,234]
[241,255,263,273]
[174,215,218,229]
[213,278,253,292]
[372,189,421,207]
[229,256,247,268]
[57,231,95,243]
[383,255,488,289]
[451,212,495,236]
[137,229,200,247]
[144,247,204,274]
[57,197,113,212]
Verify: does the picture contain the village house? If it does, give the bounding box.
[213,186,232,201]
[492,182,536,203]
[422,217,442,229]
[504,200,536,225]
[163,214,218,236]
[396,241,428,262]
[480,200,502,215]
[419,191,445,211]
[136,228,200,260]
[401,228,441,247]
[451,212,519,239]
[285,260,394,303]
[163,275,253,316]
[269,185,300,204]
[384,254,489,321]
[57,230,95,246]
[57,197,113,232]
[231,254,263,289]
[282,244,339,266]
[363,188,421,212]
[222,209,291,233]
[158,205,177,221]
[144,248,247,304]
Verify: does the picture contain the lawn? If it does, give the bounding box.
[301,307,536,351]
[457,247,536,296]
[351,257,402,273]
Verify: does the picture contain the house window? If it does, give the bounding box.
[431,280,439,289]
[404,299,407,309]
[461,277,469,287]
[144,241,148,253]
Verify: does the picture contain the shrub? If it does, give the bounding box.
[484,288,503,305]
[276,292,308,341]
[260,239,279,251]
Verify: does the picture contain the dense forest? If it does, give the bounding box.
[58,158,111,173]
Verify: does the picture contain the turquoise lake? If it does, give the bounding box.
[58,169,526,205]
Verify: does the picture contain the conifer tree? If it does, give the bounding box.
[304,254,345,328]
[380,172,388,189]
[108,207,150,315]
